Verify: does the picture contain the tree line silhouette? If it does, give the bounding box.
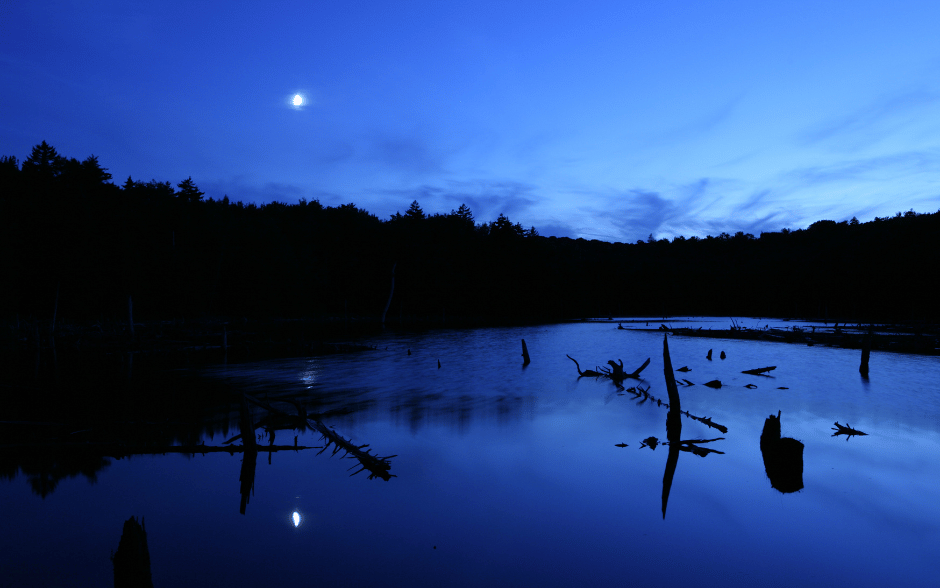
[2,141,938,327]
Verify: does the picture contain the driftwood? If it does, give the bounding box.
[742,366,776,376]
[566,355,605,377]
[627,357,651,379]
[832,422,867,439]
[566,354,649,381]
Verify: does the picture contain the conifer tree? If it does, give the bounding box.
[21,141,64,179]
[177,177,204,203]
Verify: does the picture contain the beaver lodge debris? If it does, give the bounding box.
[832,422,867,440]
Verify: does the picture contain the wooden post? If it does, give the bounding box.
[521,339,531,365]
[859,328,871,377]
[663,334,681,412]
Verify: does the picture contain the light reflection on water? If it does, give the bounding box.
[2,321,940,587]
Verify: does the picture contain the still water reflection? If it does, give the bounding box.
[2,321,940,587]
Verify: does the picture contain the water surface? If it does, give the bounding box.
[3,321,939,586]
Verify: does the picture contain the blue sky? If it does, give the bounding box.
[3,1,939,242]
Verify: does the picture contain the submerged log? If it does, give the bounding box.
[742,366,776,376]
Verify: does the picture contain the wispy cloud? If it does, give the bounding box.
[785,150,940,186]
[363,132,447,176]
[800,87,940,151]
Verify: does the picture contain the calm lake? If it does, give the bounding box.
[3,319,940,587]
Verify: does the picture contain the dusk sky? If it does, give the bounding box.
[3,1,939,242]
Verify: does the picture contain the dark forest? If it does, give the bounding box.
[2,142,938,328]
